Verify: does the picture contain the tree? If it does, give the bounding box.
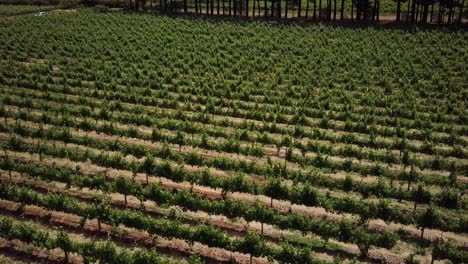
[3,157,13,181]
[448,162,458,187]
[402,150,410,171]
[358,202,376,226]
[142,154,155,185]
[56,230,73,263]
[353,227,372,257]
[133,183,146,209]
[407,165,418,191]
[343,174,353,192]
[281,136,291,160]
[91,197,111,232]
[130,162,140,182]
[97,241,117,264]
[278,243,314,263]
[235,232,268,264]
[411,184,431,210]
[338,218,353,242]
[0,104,7,126]
[255,203,274,234]
[417,206,441,240]
[436,188,461,209]
[298,184,320,207]
[132,250,162,264]
[263,179,288,208]
[183,121,197,142]
[78,242,97,264]
[115,176,132,205]
[175,130,185,153]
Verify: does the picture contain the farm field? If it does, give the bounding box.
[0,7,467,264]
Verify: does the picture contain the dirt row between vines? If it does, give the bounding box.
[4,86,465,160]
[4,106,465,189]
[0,213,185,264]
[3,149,467,250]
[0,130,455,233]
[4,70,464,137]
[4,98,464,179]
[0,198,268,264]
[0,170,398,263]
[5,78,465,146]
[3,86,459,161]
[0,123,460,221]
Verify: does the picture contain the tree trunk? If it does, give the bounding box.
[264,0,267,15]
[333,0,337,19]
[64,251,69,264]
[319,0,322,18]
[356,0,360,20]
[278,0,281,17]
[299,0,302,16]
[246,0,249,16]
[285,0,288,17]
[377,0,380,22]
[407,180,412,191]
[422,2,428,23]
[411,0,416,22]
[415,0,420,21]
[438,4,443,24]
[420,227,425,239]
[459,0,465,24]
[430,0,434,21]
[306,0,310,17]
[414,201,418,210]
[97,219,101,231]
[261,222,264,234]
[351,0,354,20]
[340,0,344,19]
[239,0,243,15]
[184,0,188,13]
[124,194,127,205]
[396,0,401,21]
[253,0,256,16]
[448,3,454,23]
[407,0,411,22]
[313,0,316,18]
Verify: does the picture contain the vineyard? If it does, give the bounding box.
[0,7,467,264]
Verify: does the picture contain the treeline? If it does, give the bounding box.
[0,0,465,24]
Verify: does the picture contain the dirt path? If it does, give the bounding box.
[0,197,268,264]
[3,149,467,249]
[0,171,409,264]
[3,86,465,163]
[0,126,461,221]
[4,107,465,190]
